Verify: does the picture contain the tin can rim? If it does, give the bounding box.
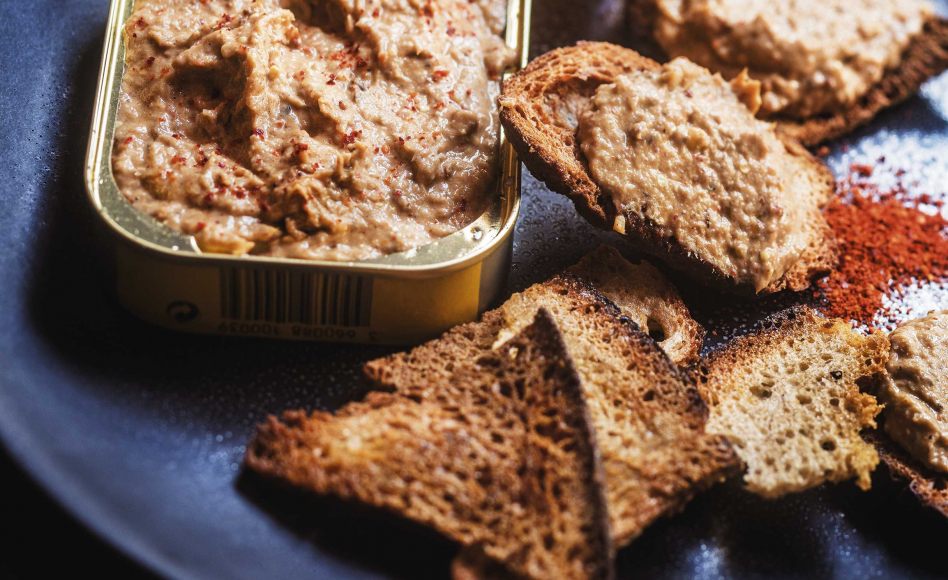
[84,0,530,277]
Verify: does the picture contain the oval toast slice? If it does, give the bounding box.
[499,43,836,294]
[627,0,948,146]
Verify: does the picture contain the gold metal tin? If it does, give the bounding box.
[85,0,531,345]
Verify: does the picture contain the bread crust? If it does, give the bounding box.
[500,42,657,226]
[499,42,836,295]
[868,431,948,518]
[246,309,616,580]
[627,1,948,145]
[366,273,738,546]
[508,310,615,579]
[566,245,705,365]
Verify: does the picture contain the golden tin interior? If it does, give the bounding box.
[85,0,531,277]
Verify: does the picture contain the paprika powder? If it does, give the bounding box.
[818,166,948,328]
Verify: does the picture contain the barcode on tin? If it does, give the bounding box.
[219,267,372,327]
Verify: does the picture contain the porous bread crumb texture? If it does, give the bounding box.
[485,313,613,579]
[367,274,736,547]
[499,42,836,294]
[246,310,614,580]
[566,244,704,366]
[698,307,888,498]
[626,0,948,145]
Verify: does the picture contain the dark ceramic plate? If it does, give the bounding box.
[1,0,946,578]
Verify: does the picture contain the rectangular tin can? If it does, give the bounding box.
[85,0,532,345]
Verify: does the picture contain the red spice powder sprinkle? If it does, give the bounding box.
[850,163,873,177]
[818,175,948,326]
[342,130,361,145]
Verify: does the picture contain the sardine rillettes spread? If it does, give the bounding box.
[577,58,817,292]
[880,311,948,473]
[652,0,933,118]
[112,0,514,260]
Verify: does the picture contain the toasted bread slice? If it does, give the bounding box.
[627,1,948,146]
[498,42,836,294]
[869,432,948,518]
[247,310,614,580]
[567,245,704,365]
[366,274,736,546]
[451,545,518,580]
[697,307,888,498]
[780,16,948,145]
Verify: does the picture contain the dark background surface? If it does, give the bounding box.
[1,0,947,578]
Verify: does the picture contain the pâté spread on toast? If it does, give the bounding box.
[650,0,933,118]
[631,0,948,143]
[579,58,827,292]
[499,44,836,294]
[879,311,948,474]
